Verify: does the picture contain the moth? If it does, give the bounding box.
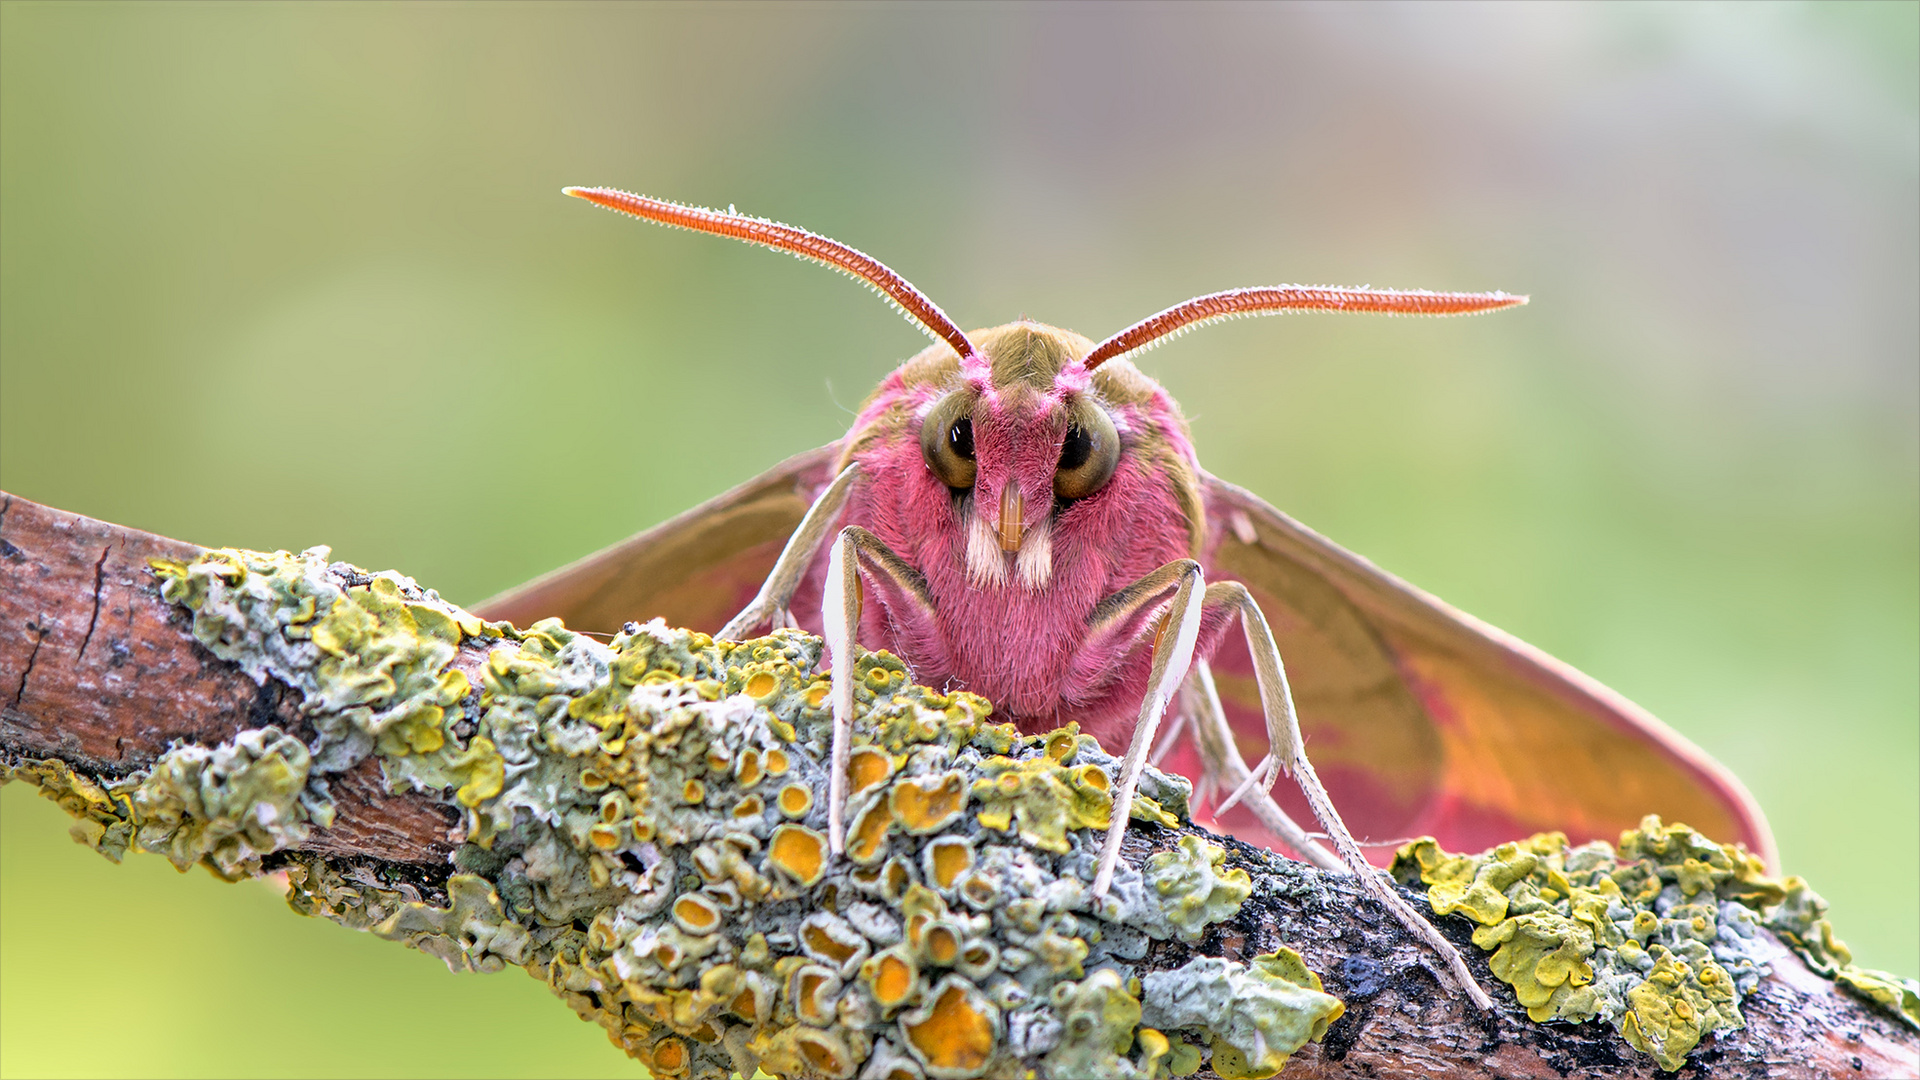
[479,188,1773,1006]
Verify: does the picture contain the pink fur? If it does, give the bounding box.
[791,349,1230,754]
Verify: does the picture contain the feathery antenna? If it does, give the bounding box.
[564,187,981,363]
[1082,286,1527,370]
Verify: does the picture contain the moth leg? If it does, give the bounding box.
[1146,701,1190,769]
[820,525,938,855]
[1184,659,1343,873]
[1090,560,1207,900]
[1208,580,1495,1012]
[719,462,862,640]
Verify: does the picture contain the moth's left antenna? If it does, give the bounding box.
[1081,285,1528,371]
[564,187,982,364]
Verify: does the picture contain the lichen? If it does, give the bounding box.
[150,546,493,786]
[1395,816,1920,1072]
[1139,948,1345,1079]
[1040,969,1169,1079]
[125,725,334,879]
[2,726,331,881]
[0,546,1345,1079]
[1141,835,1254,944]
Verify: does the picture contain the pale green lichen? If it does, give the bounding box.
[1139,947,1345,1080]
[0,757,140,859]
[1394,816,1920,1072]
[0,544,505,883]
[151,546,496,789]
[373,874,536,974]
[1765,875,1920,1031]
[125,726,334,878]
[1141,834,1254,944]
[2,727,331,881]
[1039,969,1169,1079]
[6,545,1332,1080]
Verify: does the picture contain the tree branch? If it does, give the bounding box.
[2,492,1914,1079]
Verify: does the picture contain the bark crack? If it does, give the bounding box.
[77,543,113,661]
[10,619,47,711]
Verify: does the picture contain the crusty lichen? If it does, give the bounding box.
[3,545,1342,1080]
[419,614,1299,1079]
[1140,948,1345,1079]
[1141,835,1255,945]
[1395,817,1920,1072]
[152,546,495,786]
[1,726,332,881]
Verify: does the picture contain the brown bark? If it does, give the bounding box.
[1,490,1914,1080]
[0,491,456,863]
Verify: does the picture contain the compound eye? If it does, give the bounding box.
[1054,402,1120,501]
[920,393,978,490]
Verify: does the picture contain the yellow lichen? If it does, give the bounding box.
[1391,817,1920,1072]
[124,551,1355,1080]
[1620,947,1741,1071]
[848,745,894,796]
[902,977,998,1079]
[864,947,920,1012]
[890,771,967,835]
[923,923,961,967]
[790,963,841,1025]
[767,824,829,887]
[802,912,871,975]
[970,755,1109,854]
[925,836,974,892]
[846,799,894,865]
[777,783,813,819]
[1143,835,1253,944]
[735,748,764,789]
[673,894,723,936]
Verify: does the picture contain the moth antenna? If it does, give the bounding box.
[1081,286,1527,370]
[564,187,981,363]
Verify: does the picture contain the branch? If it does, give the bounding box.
[2,491,1914,1080]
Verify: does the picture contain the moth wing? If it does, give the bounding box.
[1188,471,1775,867]
[472,445,839,635]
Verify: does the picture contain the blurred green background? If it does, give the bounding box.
[2,3,1914,1076]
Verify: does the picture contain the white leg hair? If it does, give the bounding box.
[821,530,861,856]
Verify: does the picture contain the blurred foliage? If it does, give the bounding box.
[2,3,1913,1076]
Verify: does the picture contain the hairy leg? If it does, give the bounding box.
[1183,659,1343,873]
[819,525,938,854]
[1089,560,1207,899]
[1207,580,1493,1011]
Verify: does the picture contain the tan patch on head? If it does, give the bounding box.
[976,322,1092,393]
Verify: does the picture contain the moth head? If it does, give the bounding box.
[911,325,1131,582]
